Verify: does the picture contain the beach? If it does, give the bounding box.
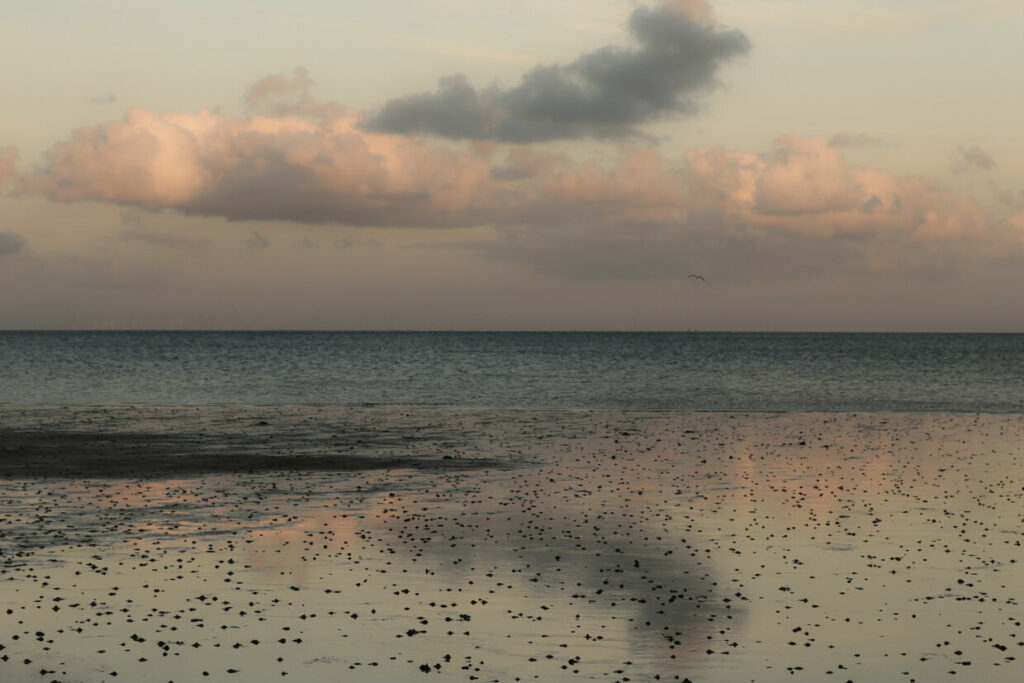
[2,407,1022,682]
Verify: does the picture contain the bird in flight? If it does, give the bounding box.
[688,274,706,282]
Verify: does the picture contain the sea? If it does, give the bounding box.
[1,331,1022,412]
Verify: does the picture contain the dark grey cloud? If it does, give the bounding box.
[952,145,996,173]
[0,232,27,257]
[366,3,749,142]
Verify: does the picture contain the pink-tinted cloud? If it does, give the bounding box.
[755,135,866,216]
[244,67,349,121]
[23,92,1009,280]
[685,135,988,244]
[484,136,1001,280]
[29,107,500,227]
[1005,212,1024,234]
[662,0,715,23]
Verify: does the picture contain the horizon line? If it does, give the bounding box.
[1,329,1022,335]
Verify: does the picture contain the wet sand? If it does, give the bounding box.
[2,406,1023,682]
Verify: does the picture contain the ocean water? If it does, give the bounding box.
[1,331,1022,412]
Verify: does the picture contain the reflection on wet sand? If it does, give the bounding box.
[369,455,740,665]
[2,408,1024,681]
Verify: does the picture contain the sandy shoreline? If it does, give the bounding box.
[2,407,1023,681]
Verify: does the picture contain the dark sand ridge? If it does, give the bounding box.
[2,407,1023,682]
[0,405,511,478]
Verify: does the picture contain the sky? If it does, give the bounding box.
[2,0,1023,331]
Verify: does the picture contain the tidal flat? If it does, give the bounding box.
[1,407,1022,682]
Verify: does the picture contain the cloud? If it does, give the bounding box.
[23,82,1010,282]
[828,131,882,148]
[685,135,989,244]
[244,67,349,121]
[365,1,749,142]
[118,212,210,251]
[28,107,489,226]
[1006,212,1024,233]
[754,135,866,216]
[120,227,211,252]
[952,144,996,173]
[0,146,18,192]
[991,185,1024,211]
[33,103,666,229]
[480,135,1000,281]
[244,231,270,250]
[89,93,117,105]
[0,232,26,257]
